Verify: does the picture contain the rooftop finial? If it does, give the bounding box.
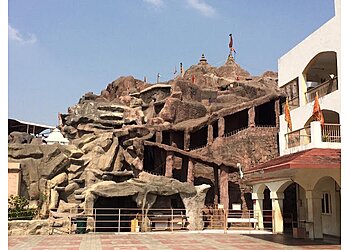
[199,53,208,65]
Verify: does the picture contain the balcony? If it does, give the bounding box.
[305,77,338,103]
[283,121,340,154]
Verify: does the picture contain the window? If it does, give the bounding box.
[281,78,300,114]
[321,192,331,214]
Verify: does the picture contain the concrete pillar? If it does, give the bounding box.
[165,151,174,177]
[248,107,255,128]
[214,167,219,205]
[184,129,190,150]
[219,166,229,210]
[270,191,284,233]
[8,162,21,197]
[156,131,162,143]
[311,121,322,146]
[208,124,214,145]
[252,192,264,230]
[218,117,225,137]
[305,190,323,239]
[275,99,280,127]
[187,158,195,184]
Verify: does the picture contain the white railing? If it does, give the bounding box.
[49,208,272,234]
[285,126,311,149]
[322,123,341,143]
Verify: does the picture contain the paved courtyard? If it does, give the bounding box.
[8,232,341,250]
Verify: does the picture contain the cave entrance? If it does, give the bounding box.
[190,126,208,150]
[144,145,165,175]
[172,131,184,149]
[94,195,139,232]
[212,120,218,139]
[255,100,276,126]
[224,109,249,135]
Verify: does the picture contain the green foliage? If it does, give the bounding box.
[8,195,37,220]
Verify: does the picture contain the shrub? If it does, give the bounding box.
[8,195,37,220]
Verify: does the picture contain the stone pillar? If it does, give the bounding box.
[184,129,191,150]
[187,158,195,184]
[218,117,225,137]
[180,184,211,230]
[219,166,229,210]
[252,193,264,230]
[305,190,323,239]
[214,167,219,205]
[275,99,280,127]
[8,162,21,197]
[270,191,284,233]
[207,124,214,145]
[165,151,174,177]
[156,131,162,143]
[248,107,255,128]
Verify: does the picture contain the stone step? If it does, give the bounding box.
[73,188,85,195]
[74,194,85,200]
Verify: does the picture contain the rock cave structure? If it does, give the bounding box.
[8,54,284,233]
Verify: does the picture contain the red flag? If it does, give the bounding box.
[229,34,236,53]
[284,99,292,131]
[313,92,324,127]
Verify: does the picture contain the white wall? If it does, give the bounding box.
[277,0,340,155]
[278,14,340,89]
[279,91,341,155]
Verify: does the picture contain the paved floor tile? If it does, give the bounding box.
[8,232,340,250]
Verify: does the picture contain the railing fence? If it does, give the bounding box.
[49,208,275,235]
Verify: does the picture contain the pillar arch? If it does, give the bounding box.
[311,176,341,238]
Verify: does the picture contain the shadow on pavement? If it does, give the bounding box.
[243,233,340,246]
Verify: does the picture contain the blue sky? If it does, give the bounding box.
[8,0,335,126]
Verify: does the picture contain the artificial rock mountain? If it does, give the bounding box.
[8,55,284,234]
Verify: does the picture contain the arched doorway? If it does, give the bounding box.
[263,187,272,230]
[94,195,139,232]
[283,183,297,233]
[303,51,338,103]
[304,110,340,143]
[313,176,341,237]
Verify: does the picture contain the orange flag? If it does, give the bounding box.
[313,92,325,127]
[284,98,292,131]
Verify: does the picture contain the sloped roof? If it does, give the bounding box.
[8,118,55,135]
[245,148,340,174]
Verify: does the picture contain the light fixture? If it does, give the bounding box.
[329,74,335,79]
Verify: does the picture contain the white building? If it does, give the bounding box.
[245,0,341,240]
[44,128,69,145]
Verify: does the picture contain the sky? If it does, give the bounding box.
[8,0,336,127]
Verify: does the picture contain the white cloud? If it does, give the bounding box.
[143,0,164,8]
[8,25,37,44]
[186,0,216,17]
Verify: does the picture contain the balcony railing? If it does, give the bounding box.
[305,77,338,103]
[285,126,311,149]
[322,123,341,143]
[284,122,341,150]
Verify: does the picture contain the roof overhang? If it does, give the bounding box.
[8,118,55,135]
